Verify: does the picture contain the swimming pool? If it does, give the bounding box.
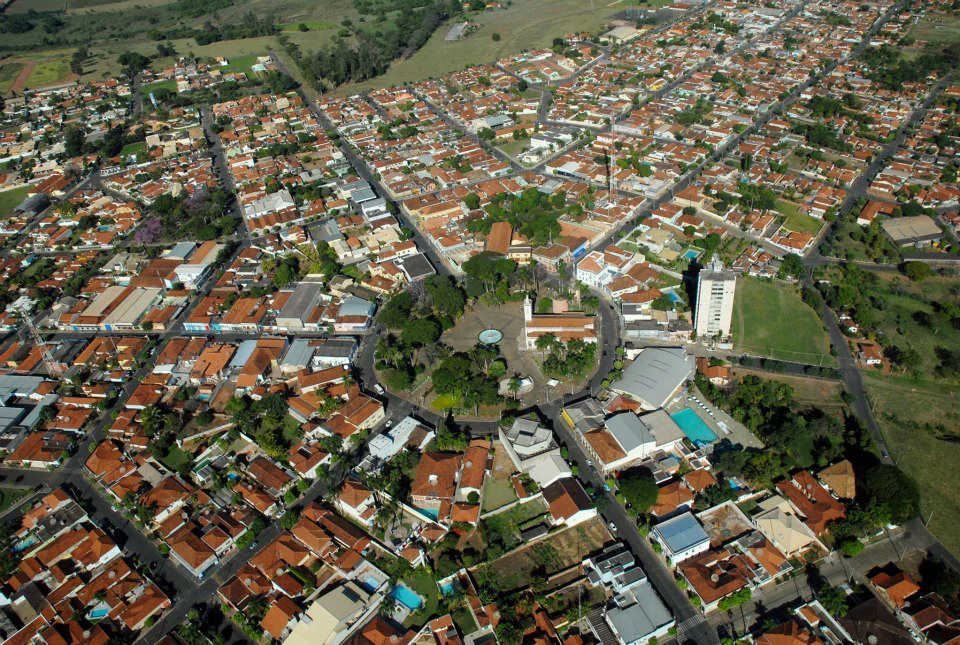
[362,576,382,592]
[683,249,701,260]
[439,581,456,596]
[391,583,424,610]
[89,606,109,620]
[665,290,683,302]
[416,506,440,521]
[670,408,718,446]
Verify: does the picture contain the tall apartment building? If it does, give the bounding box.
[694,259,736,338]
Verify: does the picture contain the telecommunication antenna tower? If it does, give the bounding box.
[16,304,61,378]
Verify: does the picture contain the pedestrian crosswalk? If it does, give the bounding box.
[676,612,706,639]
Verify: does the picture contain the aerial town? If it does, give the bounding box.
[0,0,958,643]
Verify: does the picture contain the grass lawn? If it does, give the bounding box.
[120,141,147,157]
[141,79,177,99]
[496,138,531,160]
[864,372,960,557]
[401,568,441,628]
[0,62,24,94]
[0,186,31,217]
[0,486,31,514]
[221,55,259,76]
[282,415,304,444]
[334,0,622,94]
[731,277,835,366]
[481,477,517,510]
[160,446,192,473]
[451,605,478,635]
[431,393,461,411]
[776,199,824,236]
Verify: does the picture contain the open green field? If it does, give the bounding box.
[870,273,960,376]
[0,62,25,94]
[281,20,337,31]
[66,0,174,13]
[334,0,622,94]
[731,277,835,366]
[25,58,73,89]
[776,199,824,236]
[865,372,960,557]
[908,11,960,45]
[0,186,31,218]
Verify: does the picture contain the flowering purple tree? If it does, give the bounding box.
[134,217,163,244]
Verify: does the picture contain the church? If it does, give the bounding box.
[522,296,598,350]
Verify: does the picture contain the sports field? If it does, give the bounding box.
[731,277,835,366]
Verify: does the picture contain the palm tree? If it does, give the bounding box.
[508,376,522,401]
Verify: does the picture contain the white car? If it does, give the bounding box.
[373,384,385,395]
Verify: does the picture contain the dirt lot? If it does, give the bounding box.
[485,515,612,592]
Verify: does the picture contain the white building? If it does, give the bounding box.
[694,259,736,339]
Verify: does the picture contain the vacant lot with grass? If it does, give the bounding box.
[335,0,621,94]
[732,277,835,366]
[0,61,25,94]
[483,515,611,592]
[733,368,845,410]
[865,372,960,557]
[776,199,824,236]
[868,273,960,377]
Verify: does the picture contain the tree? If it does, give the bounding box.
[862,464,920,525]
[717,588,751,611]
[491,32,501,41]
[618,467,658,512]
[839,539,864,557]
[901,261,933,282]
[464,193,481,210]
[402,318,440,347]
[379,291,413,328]
[778,254,805,281]
[117,51,150,75]
[64,126,85,157]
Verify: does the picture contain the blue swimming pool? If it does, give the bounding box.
[440,581,456,596]
[671,408,718,446]
[391,583,424,610]
[665,290,683,302]
[362,576,381,592]
[416,506,440,521]
[683,249,701,260]
[89,607,109,620]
